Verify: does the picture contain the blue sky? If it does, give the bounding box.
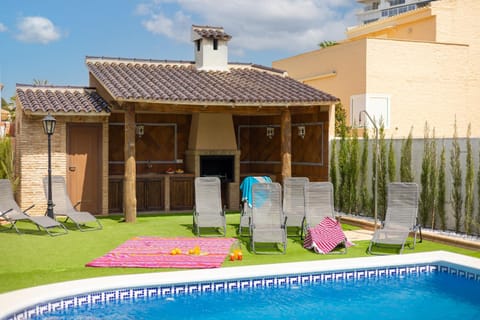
[0,0,361,101]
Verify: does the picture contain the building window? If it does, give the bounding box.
[196,39,201,52]
[213,39,218,50]
[389,0,405,6]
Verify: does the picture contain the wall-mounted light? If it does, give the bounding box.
[136,125,144,138]
[266,126,274,139]
[297,125,306,139]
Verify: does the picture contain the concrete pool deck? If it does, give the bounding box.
[1,251,479,319]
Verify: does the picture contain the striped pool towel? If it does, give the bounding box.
[303,217,351,254]
[86,237,238,269]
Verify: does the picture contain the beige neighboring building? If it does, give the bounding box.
[273,0,480,139]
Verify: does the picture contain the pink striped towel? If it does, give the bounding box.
[304,217,352,254]
[86,237,238,269]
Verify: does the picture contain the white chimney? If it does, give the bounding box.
[191,25,231,71]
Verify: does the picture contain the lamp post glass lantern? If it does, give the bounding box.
[43,113,56,219]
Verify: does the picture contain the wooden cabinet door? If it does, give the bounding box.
[146,178,164,211]
[108,178,123,213]
[136,180,147,211]
[170,177,194,210]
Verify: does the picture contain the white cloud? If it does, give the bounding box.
[0,23,7,32]
[16,16,62,44]
[136,0,361,55]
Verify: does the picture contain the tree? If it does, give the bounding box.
[349,128,360,213]
[450,119,462,233]
[419,123,436,227]
[330,139,339,210]
[428,128,437,229]
[1,95,16,121]
[377,121,387,220]
[464,123,474,234]
[334,103,350,137]
[437,142,447,231]
[388,136,396,182]
[400,127,414,182]
[360,128,371,216]
[319,40,338,48]
[0,137,16,184]
[33,79,49,86]
[338,124,350,213]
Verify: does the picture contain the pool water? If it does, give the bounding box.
[37,272,480,320]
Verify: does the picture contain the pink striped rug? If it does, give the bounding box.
[86,237,238,269]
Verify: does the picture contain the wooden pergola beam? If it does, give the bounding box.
[124,103,137,222]
[112,100,330,116]
[281,109,292,181]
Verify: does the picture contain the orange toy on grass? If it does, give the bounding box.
[230,249,243,261]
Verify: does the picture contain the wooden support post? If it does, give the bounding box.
[124,104,137,222]
[281,109,292,182]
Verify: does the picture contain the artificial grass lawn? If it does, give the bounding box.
[1,212,479,294]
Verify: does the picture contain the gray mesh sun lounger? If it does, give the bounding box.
[0,179,67,236]
[193,177,226,237]
[283,177,309,237]
[304,181,347,253]
[304,181,336,233]
[238,176,272,236]
[250,182,287,254]
[368,182,422,254]
[43,176,102,231]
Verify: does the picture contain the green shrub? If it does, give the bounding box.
[0,137,15,182]
[400,127,414,182]
[450,120,462,233]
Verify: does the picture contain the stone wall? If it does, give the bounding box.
[15,113,109,216]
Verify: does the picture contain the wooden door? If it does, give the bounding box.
[67,123,102,214]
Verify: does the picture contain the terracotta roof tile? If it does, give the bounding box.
[16,85,110,114]
[85,57,338,106]
[192,25,232,40]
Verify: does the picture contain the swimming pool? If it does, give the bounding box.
[1,251,479,319]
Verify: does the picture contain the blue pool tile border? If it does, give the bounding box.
[7,262,480,320]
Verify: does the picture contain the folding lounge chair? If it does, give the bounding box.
[193,177,226,237]
[304,181,336,233]
[283,177,309,236]
[250,182,287,254]
[43,176,102,231]
[238,176,272,236]
[368,182,422,254]
[0,179,67,236]
[304,181,347,253]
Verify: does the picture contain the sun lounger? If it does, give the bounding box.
[0,179,67,236]
[250,182,287,254]
[43,176,102,231]
[304,181,336,233]
[238,176,272,236]
[283,177,309,237]
[193,177,226,237]
[303,181,347,253]
[368,182,422,254]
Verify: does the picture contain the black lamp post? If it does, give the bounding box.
[43,113,56,219]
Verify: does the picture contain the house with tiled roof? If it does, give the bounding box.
[274,0,480,139]
[15,25,338,220]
